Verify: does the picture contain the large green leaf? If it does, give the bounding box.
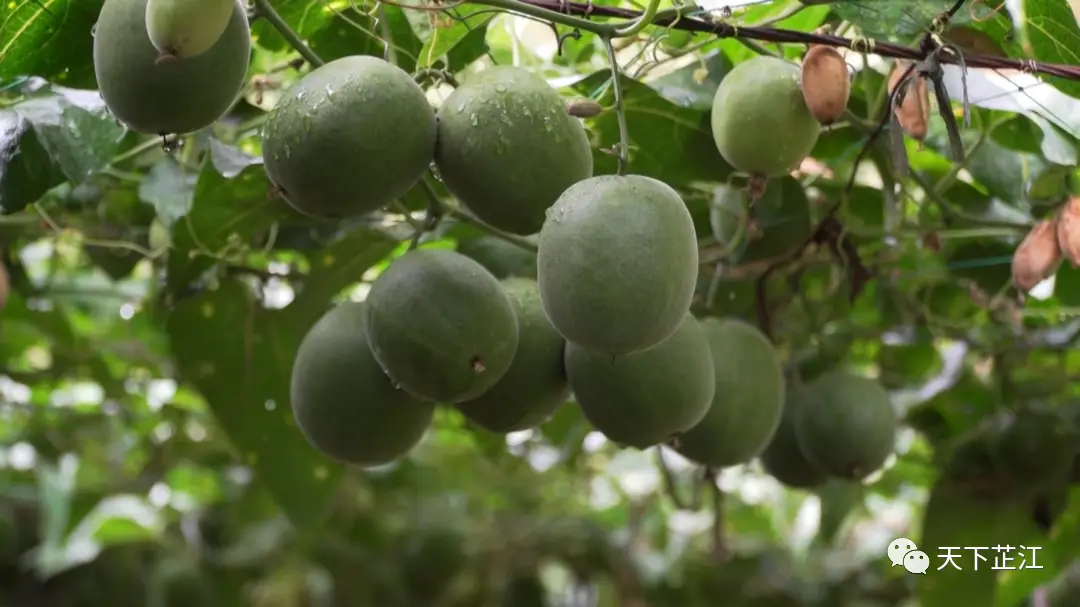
[0,0,101,87]
[569,70,732,189]
[1019,0,1080,100]
[164,141,305,294]
[166,278,343,530]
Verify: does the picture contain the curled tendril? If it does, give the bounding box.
[850,36,875,53]
[557,29,582,56]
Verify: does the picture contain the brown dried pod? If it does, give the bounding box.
[1012,219,1063,292]
[1056,195,1080,267]
[566,99,603,118]
[887,61,930,141]
[800,44,850,126]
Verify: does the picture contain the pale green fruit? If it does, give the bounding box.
[145,0,237,61]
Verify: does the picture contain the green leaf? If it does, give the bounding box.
[167,278,343,529]
[647,51,730,112]
[832,0,976,43]
[138,158,196,228]
[0,109,63,213]
[918,480,1043,607]
[9,86,125,183]
[251,0,337,53]
[286,226,400,324]
[569,70,732,188]
[306,12,384,64]
[0,0,101,88]
[1019,0,1080,100]
[165,141,304,294]
[416,7,493,69]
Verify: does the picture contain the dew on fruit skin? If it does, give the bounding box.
[90,23,97,37]
[456,100,467,113]
[494,83,507,93]
[470,113,478,126]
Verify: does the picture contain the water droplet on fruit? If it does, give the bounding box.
[494,83,507,92]
[90,23,97,37]
[470,113,478,126]
[456,100,466,113]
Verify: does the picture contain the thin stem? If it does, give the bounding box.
[613,0,660,37]
[252,0,324,67]
[445,206,539,252]
[601,37,629,176]
[468,0,618,35]
[378,4,399,67]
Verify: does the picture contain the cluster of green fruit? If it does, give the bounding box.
[89,4,895,483]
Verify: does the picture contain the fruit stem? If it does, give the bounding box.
[601,37,630,176]
[251,0,324,67]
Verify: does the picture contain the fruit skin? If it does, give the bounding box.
[435,66,594,235]
[145,0,235,61]
[799,45,850,126]
[455,278,570,433]
[759,385,828,489]
[290,301,435,466]
[93,0,250,135]
[674,318,785,468]
[566,313,716,449]
[711,55,821,178]
[1057,195,1080,267]
[261,56,437,219]
[888,61,930,140]
[793,371,897,481]
[456,235,538,280]
[1012,219,1062,292]
[364,248,520,404]
[537,175,698,356]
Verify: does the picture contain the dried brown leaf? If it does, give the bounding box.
[1057,195,1080,267]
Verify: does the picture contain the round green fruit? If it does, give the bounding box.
[455,278,570,433]
[145,0,235,61]
[364,248,520,403]
[93,0,250,135]
[711,56,821,178]
[537,175,698,356]
[290,301,434,466]
[457,235,538,280]
[675,318,785,468]
[435,66,594,235]
[261,55,437,219]
[758,385,829,489]
[793,371,897,481]
[566,313,716,449]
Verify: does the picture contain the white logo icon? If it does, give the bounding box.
[888,537,918,568]
[904,550,930,574]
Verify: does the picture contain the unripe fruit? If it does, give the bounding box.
[145,0,236,62]
[1058,196,1080,267]
[1012,219,1062,292]
[888,61,930,141]
[799,45,850,126]
[711,56,821,178]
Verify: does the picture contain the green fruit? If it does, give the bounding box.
[93,0,250,135]
[675,318,785,468]
[364,248,520,403]
[711,177,812,263]
[710,56,821,178]
[145,0,235,61]
[261,56,437,219]
[793,371,897,480]
[457,235,538,280]
[759,385,828,489]
[455,278,569,433]
[659,28,694,53]
[435,66,594,235]
[538,175,698,356]
[290,301,435,465]
[566,313,716,449]
[149,218,170,251]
